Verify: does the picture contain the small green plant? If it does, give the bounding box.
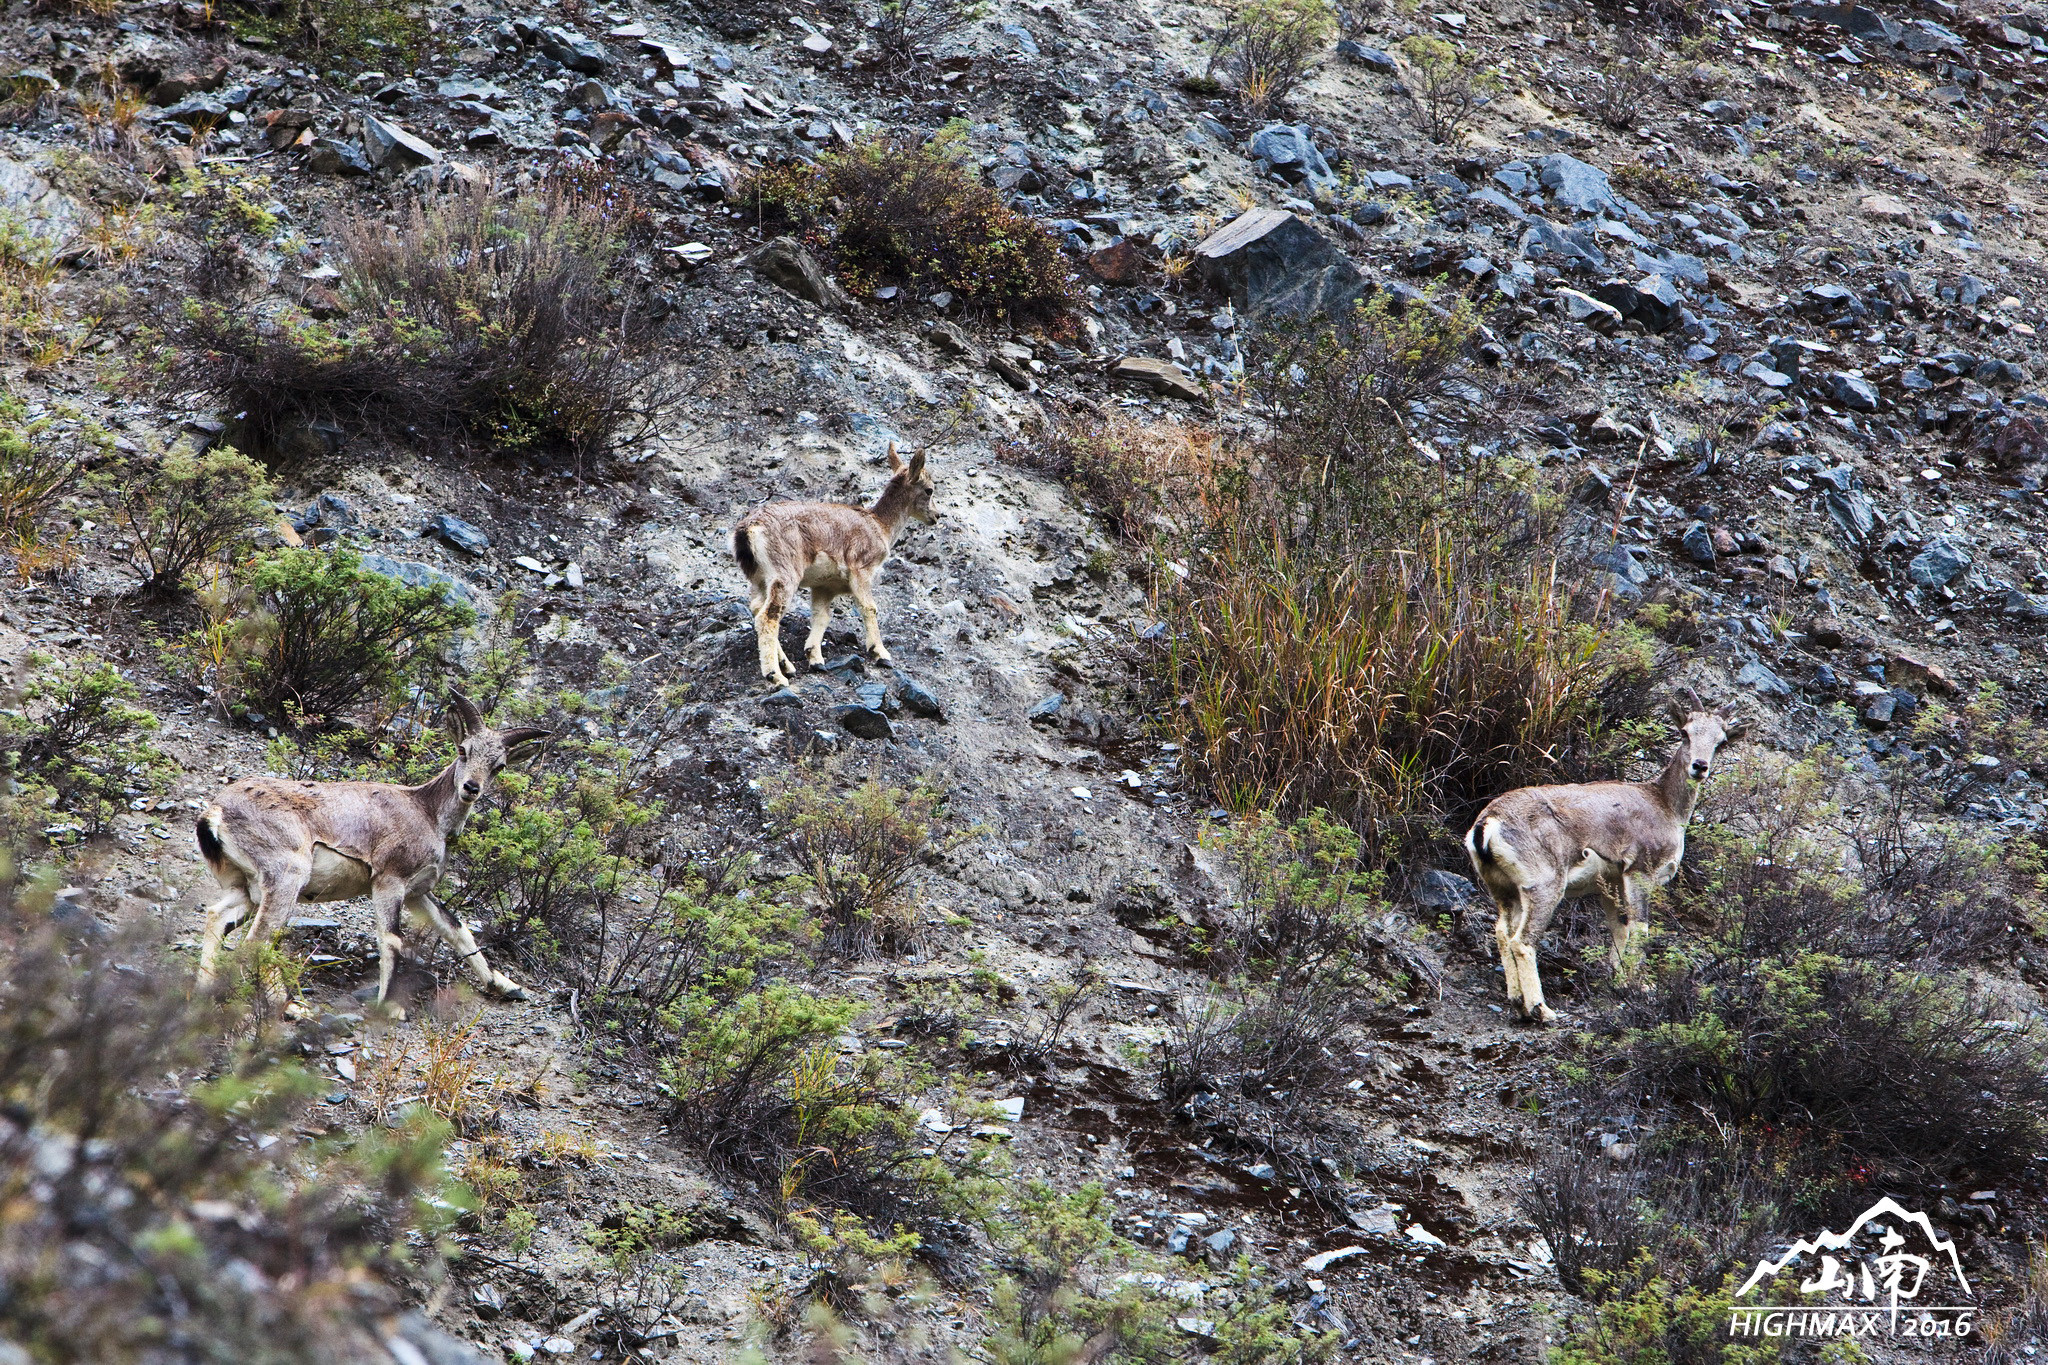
[222,0,440,72]
[0,656,169,844]
[1397,36,1496,143]
[1206,0,1337,117]
[192,547,475,727]
[0,399,104,573]
[749,128,1078,324]
[120,444,277,596]
[981,1184,1179,1365]
[590,1203,699,1269]
[1549,1259,1793,1365]
[769,772,972,958]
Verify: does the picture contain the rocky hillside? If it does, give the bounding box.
[3,0,2048,1360]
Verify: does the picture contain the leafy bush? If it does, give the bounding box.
[119,444,277,596]
[223,0,440,72]
[167,177,667,466]
[769,772,971,958]
[749,128,1077,324]
[0,869,465,1363]
[661,985,966,1244]
[1398,36,1495,144]
[0,657,168,844]
[0,208,64,367]
[1207,0,1336,118]
[0,399,102,574]
[1548,1260,1791,1365]
[194,547,475,727]
[981,1184,1178,1364]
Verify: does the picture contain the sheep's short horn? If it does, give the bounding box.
[499,726,553,752]
[1674,685,1705,713]
[447,690,485,737]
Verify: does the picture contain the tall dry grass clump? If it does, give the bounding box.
[168,174,668,465]
[1092,295,1626,858]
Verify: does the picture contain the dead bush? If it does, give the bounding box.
[164,176,670,467]
[1207,0,1337,118]
[1577,43,1660,131]
[870,0,986,72]
[749,128,1077,323]
[1014,410,1223,542]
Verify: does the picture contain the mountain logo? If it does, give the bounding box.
[1727,1197,1975,1342]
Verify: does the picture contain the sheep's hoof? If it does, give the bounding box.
[494,977,529,1001]
[1524,1003,1558,1026]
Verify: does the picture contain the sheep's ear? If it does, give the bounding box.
[499,727,552,757]
[906,449,927,479]
[1666,700,1688,724]
[886,441,905,474]
[1722,713,1749,738]
[447,690,484,738]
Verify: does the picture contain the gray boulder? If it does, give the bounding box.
[1248,124,1335,191]
[746,236,849,309]
[1906,539,1970,588]
[1192,208,1368,318]
[361,116,440,169]
[1824,371,1880,412]
[1537,154,1626,216]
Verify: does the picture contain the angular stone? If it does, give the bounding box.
[1087,239,1147,284]
[1859,193,1914,224]
[1336,40,1399,72]
[1906,538,1970,588]
[1736,661,1792,698]
[893,671,945,720]
[832,704,893,740]
[1027,693,1065,724]
[1557,287,1623,333]
[427,513,491,555]
[1193,207,1368,318]
[1248,123,1334,190]
[1681,521,1717,566]
[1112,356,1203,402]
[539,27,611,72]
[745,236,848,308]
[1537,153,1625,216]
[1825,371,1880,412]
[356,554,479,608]
[361,116,441,169]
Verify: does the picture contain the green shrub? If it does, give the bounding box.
[223,0,440,72]
[661,985,964,1241]
[194,547,474,727]
[0,398,103,571]
[1207,0,1336,117]
[167,177,667,466]
[1397,36,1496,143]
[0,870,463,1363]
[982,1184,1178,1365]
[768,772,972,958]
[749,127,1078,324]
[0,656,168,844]
[119,444,277,596]
[1549,1260,1792,1365]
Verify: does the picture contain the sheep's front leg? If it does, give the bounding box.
[411,892,528,1001]
[849,569,892,666]
[196,886,252,991]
